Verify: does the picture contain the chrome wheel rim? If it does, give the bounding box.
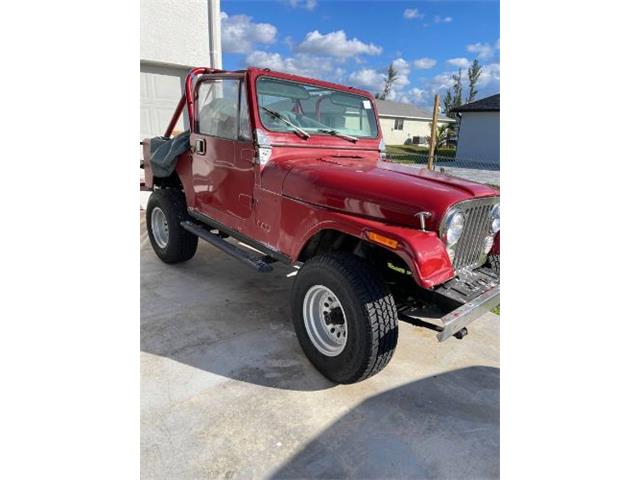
[150,207,169,248]
[303,285,348,357]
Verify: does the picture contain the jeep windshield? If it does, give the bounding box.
[256,77,379,139]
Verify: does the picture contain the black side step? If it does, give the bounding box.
[180,221,274,273]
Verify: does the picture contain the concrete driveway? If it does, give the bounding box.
[141,215,500,479]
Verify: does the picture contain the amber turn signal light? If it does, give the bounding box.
[366,231,399,249]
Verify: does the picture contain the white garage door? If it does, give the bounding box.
[140,63,190,140]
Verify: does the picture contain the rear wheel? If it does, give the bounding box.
[146,189,198,263]
[291,253,398,384]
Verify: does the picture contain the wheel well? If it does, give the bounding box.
[153,172,183,189]
[298,229,415,289]
[298,229,360,262]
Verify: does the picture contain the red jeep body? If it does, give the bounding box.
[143,67,499,288]
[142,67,500,383]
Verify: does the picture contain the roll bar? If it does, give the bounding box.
[163,67,221,138]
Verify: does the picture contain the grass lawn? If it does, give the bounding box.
[386,145,456,163]
[386,145,429,155]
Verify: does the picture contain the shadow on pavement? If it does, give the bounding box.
[141,234,338,392]
[271,366,500,479]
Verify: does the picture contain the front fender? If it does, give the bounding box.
[281,197,455,289]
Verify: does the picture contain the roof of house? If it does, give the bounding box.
[451,94,500,113]
[375,99,455,122]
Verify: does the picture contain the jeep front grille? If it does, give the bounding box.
[448,197,499,272]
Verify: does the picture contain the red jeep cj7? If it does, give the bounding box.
[142,67,500,384]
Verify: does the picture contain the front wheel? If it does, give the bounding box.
[291,253,399,384]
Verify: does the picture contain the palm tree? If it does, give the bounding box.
[437,123,457,148]
[426,124,457,152]
[378,64,398,100]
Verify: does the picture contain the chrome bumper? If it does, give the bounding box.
[437,285,500,342]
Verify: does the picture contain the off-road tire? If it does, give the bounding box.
[146,189,198,264]
[291,253,398,384]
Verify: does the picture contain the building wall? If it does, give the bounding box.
[140,63,190,139]
[455,111,500,164]
[140,0,212,140]
[140,0,210,67]
[379,116,453,145]
[379,117,431,145]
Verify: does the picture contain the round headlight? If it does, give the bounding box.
[490,203,500,234]
[445,211,465,245]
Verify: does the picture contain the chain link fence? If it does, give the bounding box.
[386,151,500,187]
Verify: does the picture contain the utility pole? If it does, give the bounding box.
[428,94,440,170]
[208,0,222,69]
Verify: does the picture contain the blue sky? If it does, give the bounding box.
[220,0,500,107]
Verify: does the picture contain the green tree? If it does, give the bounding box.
[378,63,398,100]
[453,69,463,106]
[466,59,482,103]
[443,68,463,117]
[437,123,456,148]
[443,89,453,118]
[443,60,483,116]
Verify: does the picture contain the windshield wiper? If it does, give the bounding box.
[318,129,358,143]
[260,106,310,139]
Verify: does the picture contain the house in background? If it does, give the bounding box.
[140,0,215,140]
[451,94,500,164]
[376,99,456,146]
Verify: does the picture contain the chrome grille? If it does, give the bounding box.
[446,197,499,272]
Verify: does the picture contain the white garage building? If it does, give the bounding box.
[140,0,217,140]
[451,94,500,165]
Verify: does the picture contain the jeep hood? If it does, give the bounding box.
[281,155,498,230]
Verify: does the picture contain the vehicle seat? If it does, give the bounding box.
[200,99,238,139]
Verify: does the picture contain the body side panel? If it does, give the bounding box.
[279,196,455,289]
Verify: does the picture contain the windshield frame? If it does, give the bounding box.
[253,75,380,140]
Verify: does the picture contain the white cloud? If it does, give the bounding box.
[296,30,382,58]
[477,62,500,89]
[284,35,295,50]
[246,51,286,70]
[446,57,471,68]
[246,50,341,81]
[348,59,411,99]
[406,87,428,104]
[221,12,277,54]
[466,42,495,60]
[419,62,501,103]
[392,58,411,87]
[428,73,456,93]
[414,57,437,69]
[288,0,317,11]
[433,16,453,23]
[348,68,386,90]
[403,8,423,20]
